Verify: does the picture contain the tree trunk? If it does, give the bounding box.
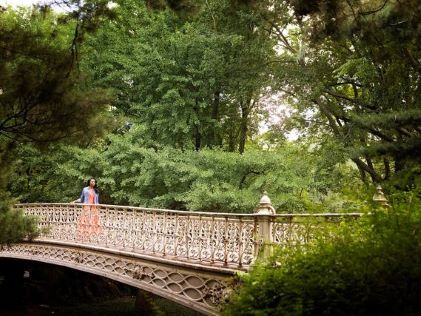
[227,130,237,152]
[356,164,368,185]
[194,124,201,151]
[193,100,201,151]
[239,100,250,154]
[209,91,222,147]
[383,158,391,180]
[352,158,382,183]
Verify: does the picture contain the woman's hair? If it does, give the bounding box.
[86,177,99,194]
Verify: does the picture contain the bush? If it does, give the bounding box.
[223,192,421,315]
[0,203,39,245]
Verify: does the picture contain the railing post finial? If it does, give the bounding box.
[255,191,276,215]
[253,192,275,259]
[373,185,390,208]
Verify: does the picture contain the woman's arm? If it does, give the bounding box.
[71,188,85,203]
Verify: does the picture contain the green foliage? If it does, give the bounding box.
[9,130,366,213]
[223,192,421,315]
[266,0,421,185]
[0,209,38,246]
[0,6,110,146]
[0,190,38,245]
[82,0,275,152]
[0,4,117,245]
[8,143,108,204]
[0,4,418,314]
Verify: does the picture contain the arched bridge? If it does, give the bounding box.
[0,201,360,315]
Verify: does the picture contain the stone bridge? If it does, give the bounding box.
[0,197,360,315]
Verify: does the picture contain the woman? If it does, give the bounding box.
[78,177,100,204]
[75,177,101,239]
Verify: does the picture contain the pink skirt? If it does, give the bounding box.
[77,206,101,240]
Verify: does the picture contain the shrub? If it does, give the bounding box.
[223,192,421,315]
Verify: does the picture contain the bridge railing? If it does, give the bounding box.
[16,202,361,269]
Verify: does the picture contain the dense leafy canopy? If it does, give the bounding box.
[82,0,275,152]
[0,6,110,147]
[0,0,420,314]
[0,0,418,286]
[9,133,363,212]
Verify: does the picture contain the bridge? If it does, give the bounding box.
[0,195,360,315]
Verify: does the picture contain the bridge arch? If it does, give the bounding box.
[0,242,234,315]
[0,203,360,315]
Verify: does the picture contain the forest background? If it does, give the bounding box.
[0,1,420,314]
[1,0,420,240]
[2,0,419,219]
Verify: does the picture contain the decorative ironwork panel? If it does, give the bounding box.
[16,204,360,268]
[271,214,361,246]
[17,204,257,268]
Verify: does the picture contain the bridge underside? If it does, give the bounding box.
[0,242,235,315]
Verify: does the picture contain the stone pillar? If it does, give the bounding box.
[254,192,275,258]
[372,185,390,208]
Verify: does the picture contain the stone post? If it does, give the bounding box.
[372,185,390,208]
[254,192,275,258]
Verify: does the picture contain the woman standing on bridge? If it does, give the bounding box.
[74,177,101,240]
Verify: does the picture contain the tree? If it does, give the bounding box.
[0,5,112,244]
[9,129,365,213]
[260,0,421,186]
[82,0,274,152]
[0,6,112,145]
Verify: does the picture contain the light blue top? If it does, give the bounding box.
[80,186,99,204]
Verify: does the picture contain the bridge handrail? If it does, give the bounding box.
[16,202,361,218]
[16,203,362,269]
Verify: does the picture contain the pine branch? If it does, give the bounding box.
[352,157,382,183]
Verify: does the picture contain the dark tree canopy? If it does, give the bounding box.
[0,6,111,146]
[0,5,112,244]
[262,0,421,185]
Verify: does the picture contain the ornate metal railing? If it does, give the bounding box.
[271,213,361,245]
[16,203,361,269]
